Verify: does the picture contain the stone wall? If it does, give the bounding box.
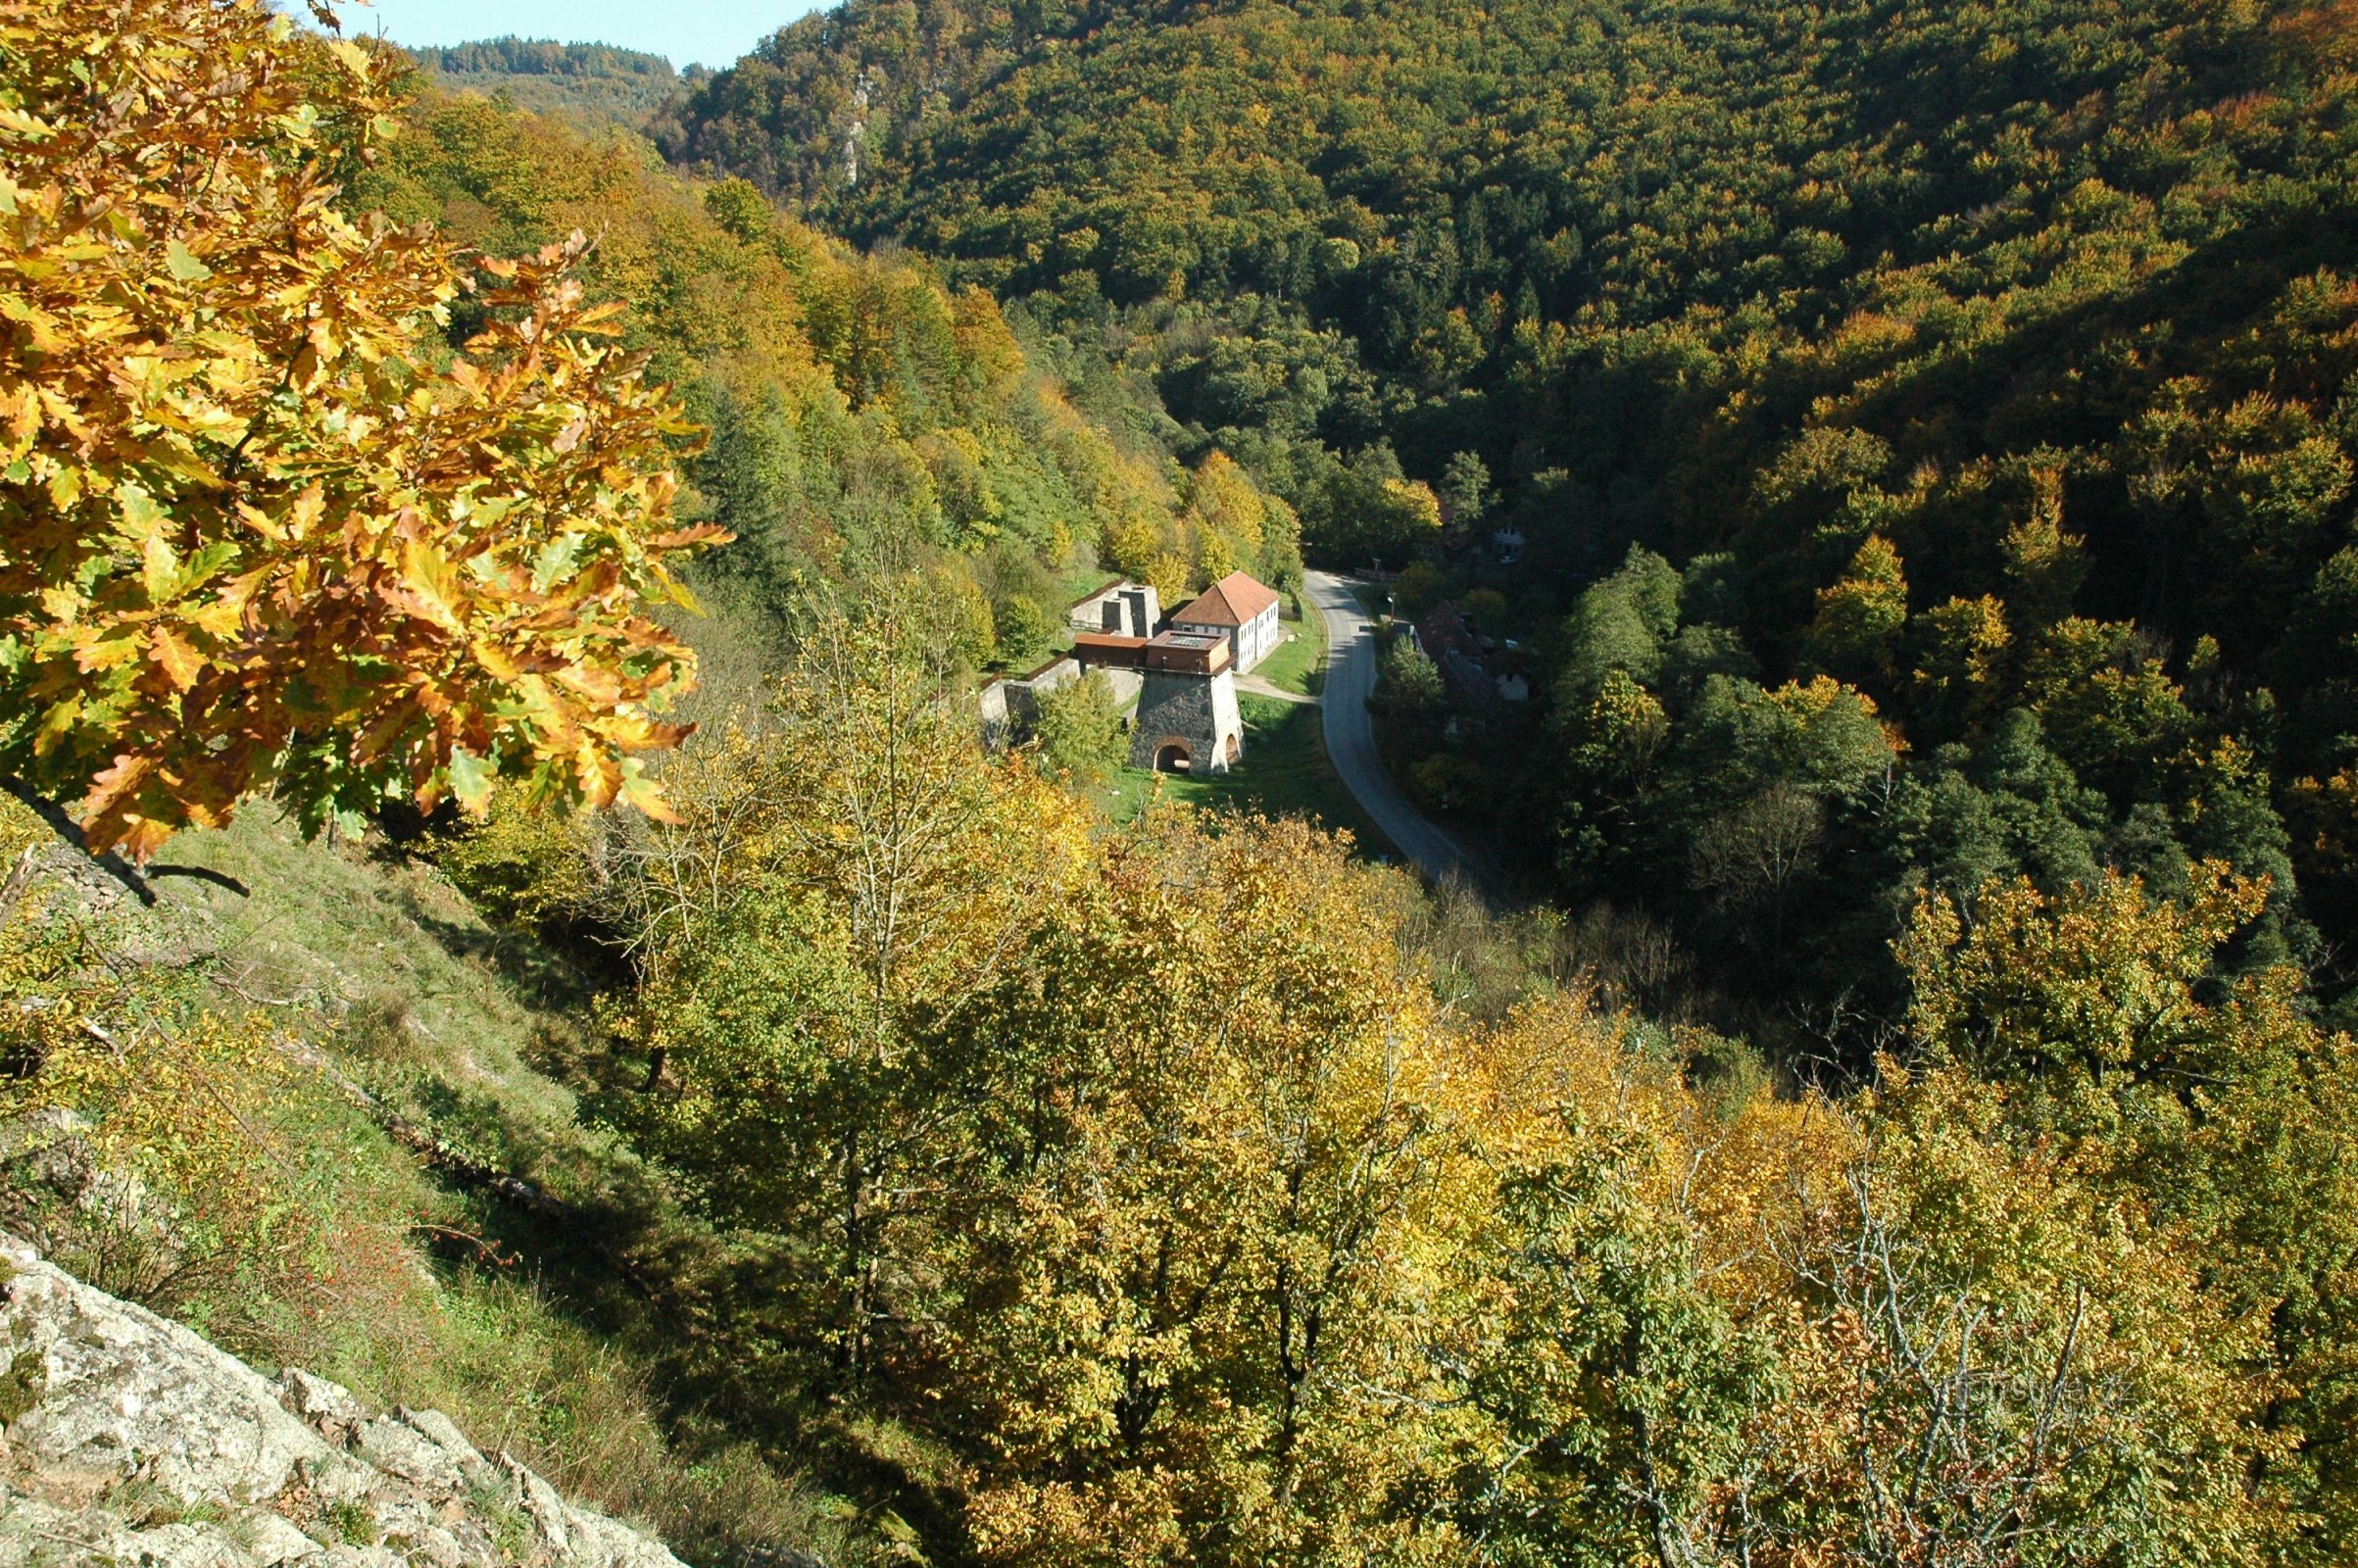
[1101,668,1144,711]
[980,657,1084,751]
[1067,583,1159,640]
[978,680,1012,749]
[1129,670,1243,775]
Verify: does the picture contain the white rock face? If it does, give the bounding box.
[0,1234,689,1568]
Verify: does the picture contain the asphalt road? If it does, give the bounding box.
[1303,570,1485,889]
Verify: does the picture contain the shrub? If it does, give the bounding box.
[1031,671,1129,784]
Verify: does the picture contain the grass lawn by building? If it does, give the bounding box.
[1251,595,1327,697]
[1053,558,1127,608]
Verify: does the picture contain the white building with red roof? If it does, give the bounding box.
[1170,570,1283,674]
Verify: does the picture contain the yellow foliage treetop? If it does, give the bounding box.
[0,0,726,855]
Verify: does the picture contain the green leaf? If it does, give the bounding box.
[164,239,212,282]
[531,533,582,593]
[180,540,242,594]
[115,481,165,543]
[446,745,495,810]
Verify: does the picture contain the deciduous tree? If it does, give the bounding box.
[0,0,726,855]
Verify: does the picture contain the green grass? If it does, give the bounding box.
[1052,559,1126,612]
[1252,596,1327,697]
[142,812,603,1184]
[1096,694,1391,853]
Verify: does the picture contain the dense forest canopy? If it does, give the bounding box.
[412,38,677,81]
[348,65,1300,691]
[657,0,2358,1053]
[410,38,692,126]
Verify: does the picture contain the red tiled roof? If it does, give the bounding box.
[1173,570,1280,628]
[1417,604,1479,662]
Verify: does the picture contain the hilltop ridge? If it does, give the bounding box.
[409,39,691,126]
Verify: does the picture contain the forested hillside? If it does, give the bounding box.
[358,69,1299,682]
[410,38,688,126]
[8,4,2358,1567]
[663,0,2358,1053]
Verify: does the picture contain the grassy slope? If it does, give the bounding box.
[150,814,606,1181]
[1251,593,1326,698]
[122,811,868,1565]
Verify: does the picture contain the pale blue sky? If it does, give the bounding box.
[327,0,816,71]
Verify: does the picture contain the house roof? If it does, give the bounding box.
[1417,604,1481,662]
[1173,570,1280,628]
[1146,629,1232,673]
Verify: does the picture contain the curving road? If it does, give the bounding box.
[1303,570,1486,890]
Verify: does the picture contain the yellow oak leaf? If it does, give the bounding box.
[142,533,184,602]
[149,627,204,691]
[186,598,243,638]
[74,634,144,672]
[399,538,467,632]
[81,752,155,818]
[614,756,680,823]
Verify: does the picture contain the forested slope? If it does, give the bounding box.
[10,5,2358,1567]
[661,0,2358,1049]
[410,39,688,127]
[364,73,1300,680]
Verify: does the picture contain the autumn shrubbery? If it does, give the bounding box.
[416,585,2358,1566]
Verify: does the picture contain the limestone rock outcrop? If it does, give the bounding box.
[0,1234,687,1568]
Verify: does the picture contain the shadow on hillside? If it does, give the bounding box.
[395,890,606,1017]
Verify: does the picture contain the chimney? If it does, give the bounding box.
[1119,585,1162,639]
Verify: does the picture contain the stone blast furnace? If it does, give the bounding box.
[1130,630,1244,775]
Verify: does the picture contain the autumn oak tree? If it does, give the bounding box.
[0,0,723,856]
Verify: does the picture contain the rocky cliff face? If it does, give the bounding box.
[0,1233,687,1568]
